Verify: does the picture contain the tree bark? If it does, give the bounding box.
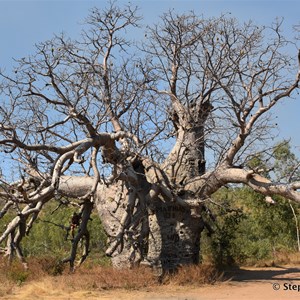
[1,4,300,276]
[146,200,205,275]
[164,128,206,186]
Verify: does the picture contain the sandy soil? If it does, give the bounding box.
[2,265,300,300]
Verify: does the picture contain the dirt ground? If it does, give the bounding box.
[2,265,300,300]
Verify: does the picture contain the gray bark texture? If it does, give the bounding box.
[1,3,300,275]
[146,202,204,274]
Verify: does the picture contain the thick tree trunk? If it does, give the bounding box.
[93,122,209,272]
[163,128,206,186]
[143,115,208,274]
[95,183,132,268]
[164,100,211,186]
[146,201,205,275]
[96,192,205,273]
[82,103,211,272]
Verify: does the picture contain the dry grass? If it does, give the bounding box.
[164,264,223,286]
[242,251,300,268]
[9,251,300,297]
[57,265,158,291]
[0,256,223,298]
[0,261,25,297]
[0,259,154,297]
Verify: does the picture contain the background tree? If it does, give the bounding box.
[0,2,300,275]
[203,142,300,266]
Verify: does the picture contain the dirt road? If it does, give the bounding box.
[3,266,300,300]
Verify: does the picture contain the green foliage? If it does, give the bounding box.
[1,140,300,269]
[207,206,245,266]
[201,141,300,266]
[0,201,108,264]
[202,186,300,266]
[273,141,300,181]
[246,154,267,171]
[22,203,70,256]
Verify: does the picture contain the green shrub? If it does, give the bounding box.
[201,186,300,266]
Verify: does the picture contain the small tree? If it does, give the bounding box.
[0,2,300,274]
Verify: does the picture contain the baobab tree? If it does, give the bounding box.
[0,2,300,275]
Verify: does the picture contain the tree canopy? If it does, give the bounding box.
[0,1,300,273]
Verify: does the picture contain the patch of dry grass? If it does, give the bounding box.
[0,257,158,296]
[243,251,300,267]
[165,264,223,286]
[57,265,158,291]
[0,260,24,297]
[0,256,223,298]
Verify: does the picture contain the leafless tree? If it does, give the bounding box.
[0,2,300,275]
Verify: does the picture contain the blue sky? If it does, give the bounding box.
[0,0,300,156]
[1,0,299,67]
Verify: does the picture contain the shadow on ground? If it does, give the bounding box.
[225,266,300,283]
